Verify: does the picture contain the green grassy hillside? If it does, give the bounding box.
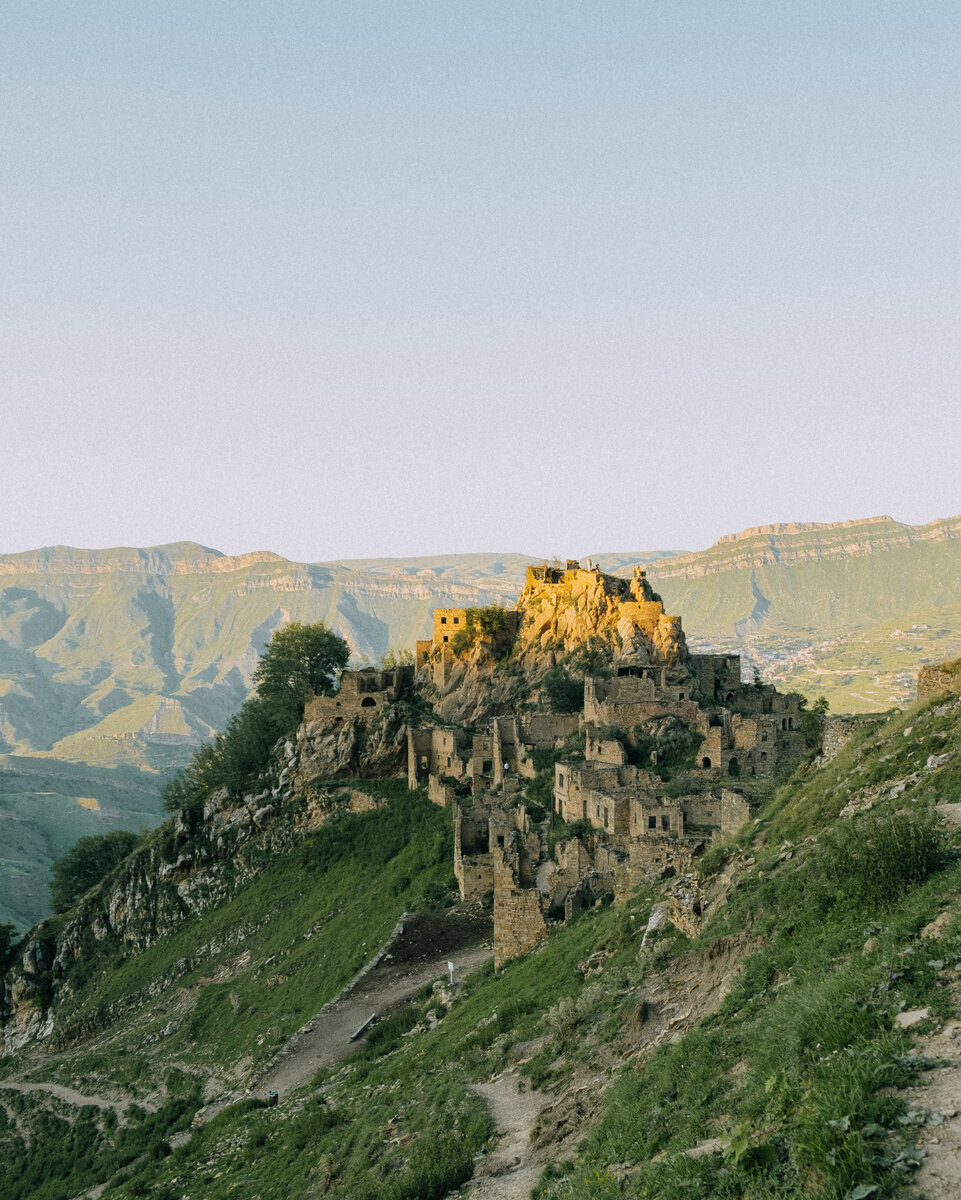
[2,689,961,1200]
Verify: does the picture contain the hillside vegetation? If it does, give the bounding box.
[1,682,960,1199]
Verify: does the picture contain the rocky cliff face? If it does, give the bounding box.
[425,565,688,727]
[0,730,386,1056]
[514,566,686,666]
[648,514,961,579]
[291,707,409,786]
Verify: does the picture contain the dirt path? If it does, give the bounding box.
[462,1071,549,1200]
[251,942,492,1100]
[904,1017,961,1199]
[0,1080,156,1116]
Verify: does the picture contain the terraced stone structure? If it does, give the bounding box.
[407,559,806,966]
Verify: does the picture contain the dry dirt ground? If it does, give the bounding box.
[0,1079,155,1116]
[249,910,492,1102]
[462,1071,550,1200]
[905,1016,961,1200]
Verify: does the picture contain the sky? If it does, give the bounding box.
[2,2,960,563]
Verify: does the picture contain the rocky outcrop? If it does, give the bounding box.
[515,566,686,667]
[292,705,409,785]
[0,753,371,1055]
[918,658,961,704]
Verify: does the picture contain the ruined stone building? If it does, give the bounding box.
[400,560,809,967]
[303,665,413,727]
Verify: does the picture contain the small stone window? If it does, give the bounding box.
[679,692,685,700]
[440,616,447,624]
[702,756,712,768]
[661,815,670,830]
[443,635,449,643]
[761,732,768,742]
[558,772,564,787]
[648,815,656,829]
[453,616,460,624]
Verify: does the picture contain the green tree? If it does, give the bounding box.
[0,922,18,970]
[380,648,413,669]
[800,695,830,751]
[163,622,352,814]
[543,666,583,714]
[253,621,350,731]
[49,830,140,913]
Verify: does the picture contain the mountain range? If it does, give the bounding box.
[1,513,959,930]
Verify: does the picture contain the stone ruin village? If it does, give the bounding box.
[299,560,809,968]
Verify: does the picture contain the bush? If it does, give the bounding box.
[543,667,583,714]
[0,922,19,970]
[49,830,141,912]
[819,810,948,909]
[625,721,703,781]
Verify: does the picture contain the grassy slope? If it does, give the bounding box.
[0,783,457,1200]
[3,695,961,1200]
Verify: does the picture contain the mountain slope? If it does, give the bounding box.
[1,684,960,1199]
[646,515,961,712]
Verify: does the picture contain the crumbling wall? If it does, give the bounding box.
[453,803,493,901]
[493,837,548,968]
[719,789,751,836]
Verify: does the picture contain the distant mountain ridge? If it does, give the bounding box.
[0,514,959,777]
[1,514,960,930]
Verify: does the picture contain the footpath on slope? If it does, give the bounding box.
[0,1079,156,1117]
[461,1071,550,1200]
[241,909,493,1106]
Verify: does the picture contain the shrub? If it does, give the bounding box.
[49,830,141,912]
[819,810,948,909]
[543,667,583,714]
[626,721,703,781]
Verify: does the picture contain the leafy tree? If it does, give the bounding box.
[253,621,350,731]
[543,666,583,714]
[49,830,140,913]
[800,695,830,751]
[380,648,413,669]
[163,622,352,813]
[0,922,19,970]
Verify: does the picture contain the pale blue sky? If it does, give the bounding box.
[2,3,959,561]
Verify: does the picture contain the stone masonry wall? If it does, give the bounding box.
[493,851,548,969]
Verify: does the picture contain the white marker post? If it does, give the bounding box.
[448,960,454,985]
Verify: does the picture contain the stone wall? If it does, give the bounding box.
[719,789,752,835]
[305,666,412,726]
[820,715,876,762]
[493,846,548,969]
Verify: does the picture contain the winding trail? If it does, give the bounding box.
[0,1080,156,1116]
[463,1071,549,1200]
[251,943,492,1100]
